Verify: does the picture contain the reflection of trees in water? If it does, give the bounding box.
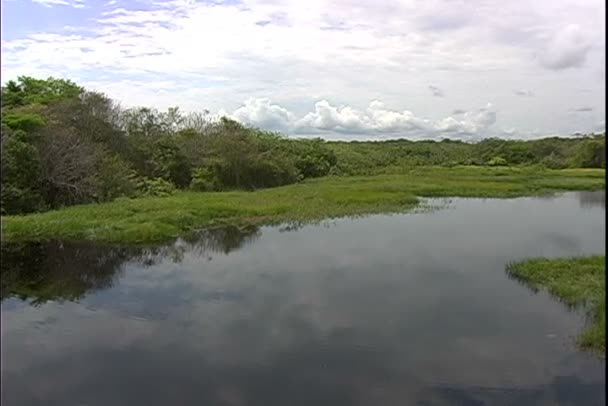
[184,225,261,256]
[533,191,605,209]
[427,375,604,405]
[0,225,260,305]
[576,191,605,208]
[140,225,261,264]
[0,242,136,305]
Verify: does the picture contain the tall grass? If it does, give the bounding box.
[2,166,604,244]
[507,256,606,355]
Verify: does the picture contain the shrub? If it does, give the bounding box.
[540,152,568,169]
[0,184,46,215]
[136,177,176,197]
[487,156,508,166]
[190,167,222,192]
[95,154,139,200]
[570,140,606,168]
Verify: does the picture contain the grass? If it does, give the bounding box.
[1,166,605,244]
[506,256,606,356]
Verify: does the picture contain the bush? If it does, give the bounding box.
[136,177,176,197]
[2,112,46,132]
[249,155,300,188]
[571,139,606,168]
[487,156,508,166]
[190,167,222,192]
[0,184,46,215]
[95,154,139,200]
[540,152,568,169]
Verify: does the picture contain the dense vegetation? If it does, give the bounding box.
[1,76,338,215]
[1,76,605,217]
[3,166,604,244]
[328,135,606,175]
[507,256,606,355]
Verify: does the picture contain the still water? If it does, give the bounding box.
[1,191,605,405]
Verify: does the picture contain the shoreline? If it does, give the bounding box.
[507,256,606,356]
[2,167,605,245]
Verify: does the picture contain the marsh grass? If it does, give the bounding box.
[506,256,606,355]
[2,166,605,244]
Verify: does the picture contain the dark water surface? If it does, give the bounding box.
[1,191,605,406]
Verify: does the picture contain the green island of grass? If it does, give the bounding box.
[1,166,604,244]
[507,256,606,356]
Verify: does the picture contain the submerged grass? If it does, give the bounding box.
[506,256,606,356]
[1,166,605,244]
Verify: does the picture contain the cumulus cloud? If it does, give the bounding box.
[540,24,592,70]
[228,98,497,139]
[428,85,444,97]
[434,104,496,135]
[231,98,296,131]
[295,100,372,133]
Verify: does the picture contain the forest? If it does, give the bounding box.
[1,76,605,216]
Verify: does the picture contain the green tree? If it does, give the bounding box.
[0,126,45,214]
[572,139,606,168]
[1,76,83,108]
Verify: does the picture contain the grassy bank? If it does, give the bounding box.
[507,256,606,355]
[2,166,605,244]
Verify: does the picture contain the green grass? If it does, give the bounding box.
[1,166,605,244]
[506,256,606,355]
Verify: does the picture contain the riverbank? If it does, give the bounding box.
[2,166,605,244]
[507,256,606,356]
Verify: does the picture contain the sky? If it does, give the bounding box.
[1,0,605,140]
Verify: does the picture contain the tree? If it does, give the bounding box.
[0,126,46,214]
[213,117,255,188]
[1,76,83,108]
[35,125,103,208]
[45,90,133,158]
[572,139,606,168]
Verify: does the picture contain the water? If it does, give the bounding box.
[1,191,605,406]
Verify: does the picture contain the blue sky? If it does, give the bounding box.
[1,0,605,140]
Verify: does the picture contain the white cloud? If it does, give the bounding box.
[232,98,296,131]
[539,24,592,70]
[434,104,496,134]
[1,0,605,139]
[295,100,372,133]
[228,98,497,139]
[414,0,474,31]
[31,0,85,7]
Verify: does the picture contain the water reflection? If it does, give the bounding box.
[429,375,604,405]
[0,225,261,305]
[1,192,605,406]
[576,191,606,208]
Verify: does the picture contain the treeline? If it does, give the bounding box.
[1,76,337,215]
[1,76,605,215]
[328,135,606,175]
